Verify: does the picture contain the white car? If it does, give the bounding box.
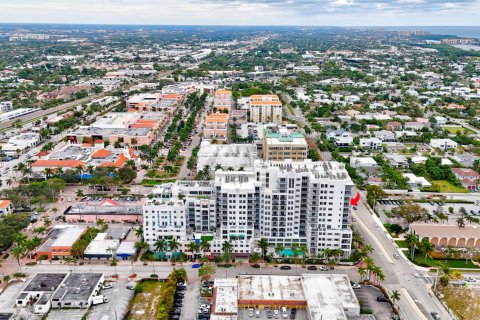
[352,283,361,289]
[255,310,261,318]
[393,253,400,259]
[274,310,279,318]
[248,309,254,317]
[102,282,114,289]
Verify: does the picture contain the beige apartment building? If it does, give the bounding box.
[263,125,308,161]
[250,94,283,123]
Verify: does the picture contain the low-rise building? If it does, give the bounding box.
[36,226,86,260]
[65,199,144,223]
[359,138,382,150]
[0,199,13,215]
[84,233,120,260]
[373,130,396,142]
[197,141,258,173]
[452,168,480,190]
[349,157,377,168]
[429,139,458,151]
[212,274,360,320]
[385,154,409,167]
[410,223,480,249]
[403,173,432,190]
[213,89,233,112]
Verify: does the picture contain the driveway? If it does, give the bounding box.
[87,279,133,320]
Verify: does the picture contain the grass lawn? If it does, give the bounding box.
[443,126,472,134]
[128,281,165,320]
[410,253,479,269]
[395,240,409,248]
[432,180,469,193]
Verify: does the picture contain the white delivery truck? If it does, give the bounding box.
[92,295,108,305]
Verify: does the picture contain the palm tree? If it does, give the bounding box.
[274,244,284,258]
[129,254,137,275]
[222,240,233,262]
[390,290,401,312]
[299,244,308,264]
[258,238,268,260]
[323,248,333,260]
[44,168,53,179]
[405,233,419,260]
[358,266,367,282]
[135,226,144,240]
[12,244,25,273]
[200,238,211,257]
[154,239,167,259]
[456,217,466,228]
[169,239,179,261]
[188,241,199,261]
[76,189,84,198]
[420,238,435,264]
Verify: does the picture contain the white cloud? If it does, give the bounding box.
[0,0,479,25]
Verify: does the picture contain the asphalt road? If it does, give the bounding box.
[0,92,107,131]
[353,190,454,320]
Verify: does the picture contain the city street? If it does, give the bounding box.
[353,190,454,320]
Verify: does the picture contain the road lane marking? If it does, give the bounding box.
[400,288,428,320]
[352,210,394,264]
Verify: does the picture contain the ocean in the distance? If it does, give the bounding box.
[382,26,480,39]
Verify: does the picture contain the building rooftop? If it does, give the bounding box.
[213,278,238,315]
[197,141,258,172]
[116,241,137,255]
[238,275,305,302]
[51,227,85,248]
[24,273,68,292]
[264,126,307,145]
[32,159,84,168]
[302,274,359,320]
[68,199,143,216]
[84,233,119,256]
[51,273,103,301]
[411,223,480,239]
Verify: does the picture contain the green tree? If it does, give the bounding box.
[405,233,420,260]
[366,185,386,209]
[198,263,216,281]
[258,238,268,260]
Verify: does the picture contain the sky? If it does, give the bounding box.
[1,0,480,26]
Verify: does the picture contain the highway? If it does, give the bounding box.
[0,92,107,131]
[353,190,454,320]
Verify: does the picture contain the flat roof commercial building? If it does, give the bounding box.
[84,233,120,259]
[211,274,360,320]
[196,141,258,173]
[65,198,144,223]
[51,273,104,309]
[115,241,137,260]
[36,226,86,260]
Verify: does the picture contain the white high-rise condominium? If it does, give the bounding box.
[142,159,353,257]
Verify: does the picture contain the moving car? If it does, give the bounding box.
[430,312,441,320]
[102,282,114,289]
[393,253,400,259]
[351,283,361,289]
[376,296,389,302]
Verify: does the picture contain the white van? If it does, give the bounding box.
[282,307,288,319]
[92,295,108,305]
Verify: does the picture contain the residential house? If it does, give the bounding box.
[359,138,382,150]
[452,168,480,190]
[429,139,458,151]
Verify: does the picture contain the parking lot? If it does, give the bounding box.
[237,308,308,320]
[87,279,134,320]
[181,281,202,319]
[378,199,480,223]
[353,285,393,319]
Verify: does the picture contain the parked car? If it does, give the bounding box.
[307,265,317,270]
[351,283,361,289]
[248,309,254,317]
[320,266,329,271]
[280,266,291,270]
[273,310,279,318]
[376,296,389,302]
